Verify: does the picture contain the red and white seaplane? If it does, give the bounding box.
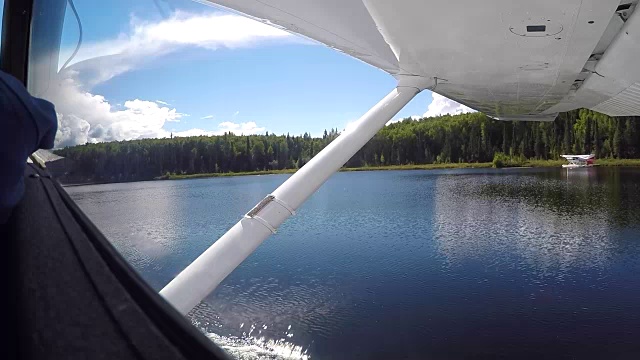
[561,154,596,168]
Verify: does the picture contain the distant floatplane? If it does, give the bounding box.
[561,154,596,169]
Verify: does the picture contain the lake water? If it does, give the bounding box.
[66,168,640,359]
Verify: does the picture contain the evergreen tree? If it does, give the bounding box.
[563,114,572,154]
[502,123,508,153]
[624,118,635,157]
[252,141,266,170]
[534,125,544,159]
[584,115,591,154]
[613,118,623,158]
[594,120,601,158]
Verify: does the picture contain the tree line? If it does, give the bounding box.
[54,109,640,183]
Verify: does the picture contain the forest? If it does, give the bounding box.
[54,109,640,183]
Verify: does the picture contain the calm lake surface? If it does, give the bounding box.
[66,168,640,359]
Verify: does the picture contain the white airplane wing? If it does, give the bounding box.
[561,154,594,160]
[206,0,640,121]
[578,154,596,160]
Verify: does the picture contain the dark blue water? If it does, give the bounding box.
[66,168,640,359]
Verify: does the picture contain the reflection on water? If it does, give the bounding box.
[433,170,617,273]
[67,168,640,359]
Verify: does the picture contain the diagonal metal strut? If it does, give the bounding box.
[160,82,427,315]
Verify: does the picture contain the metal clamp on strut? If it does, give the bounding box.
[245,194,296,233]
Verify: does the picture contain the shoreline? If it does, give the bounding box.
[156,158,640,181]
[157,162,495,181]
[60,159,640,186]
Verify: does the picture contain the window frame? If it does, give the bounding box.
[0,0,33,83]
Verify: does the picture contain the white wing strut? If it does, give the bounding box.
[160,82,427,314]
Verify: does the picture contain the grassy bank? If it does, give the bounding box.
[159,162,496,180]
[158,158,640,180]
[156,168,297,180]
[594,158,640,166]
[496,157,640,168]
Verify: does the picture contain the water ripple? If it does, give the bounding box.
[67,168,640,359]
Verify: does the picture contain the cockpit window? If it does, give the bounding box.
[27,0,299,148]
[27,0,310,358]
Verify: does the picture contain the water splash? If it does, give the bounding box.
[204,332,310,360]
[189,303,309,359]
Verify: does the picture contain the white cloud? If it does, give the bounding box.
[233,111,240,117]
[63,11,294,85]
[386,115,420,125]
[51,77,186,147]
[342,119,358,133]
[382,93,476,126]
[423,93,476,118]
[385,93,476,125]
[49,11,285,147]
[218,121,265,134]
[173,121,264,137]
[200,115,215,119]
[50,76,266,146]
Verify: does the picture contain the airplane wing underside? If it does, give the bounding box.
[206,0,640,121]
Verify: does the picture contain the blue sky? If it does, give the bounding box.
[42,0,469,146]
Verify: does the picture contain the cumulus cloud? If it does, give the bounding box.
[49,11,287,147]
[423,93,476,118]
[51,76,265,146]
[386,115,420,125]
[384,93,477,126]
[51,77,186,147]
